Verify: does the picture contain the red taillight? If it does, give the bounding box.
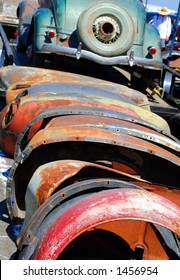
[47,31,55,39]
[149,47,157,55]
[14,31,18,39]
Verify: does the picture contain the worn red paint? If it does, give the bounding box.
[32,188,180,259]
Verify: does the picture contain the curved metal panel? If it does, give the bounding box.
[17,179,142,250]
[14,106,179,158]
[26,125,180,166]
[22,160,149,225]
[6,123,180,220]
[0,91,170,157]
[0,66,149,107]
[31,188,180,259]
[16,178,180,251]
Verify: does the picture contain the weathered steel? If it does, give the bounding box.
[13,107,179,158]
[16,179,142,249]
[0,86,171,157]
[20,160,180,230]
[0,0,179,261]
[29,188,180,260]
[14,177,179,260]
[21,160,149,227]
[0,66,150,108]
[6,119,180,223]
[24,124,180,167]
[15,82,136,105]
[45,115,180,151]
[16,177,179,247]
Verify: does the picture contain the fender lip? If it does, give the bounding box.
[14,106,179,158]
[31,188,180,260]
[6,121,180,220]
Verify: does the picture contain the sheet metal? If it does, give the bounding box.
[14,82,136,105]
[26,124,180,167]
[30,188,180,259]
[44,115,180,152]
[0,90,171,157]
[15,177,179,260]
[14,105,179,158]
[17,179,142,248]
[23,160,149,225]
[0,65,150,108]
[22,159,180,232]
[16,178,180,250]
[6,120,180,222]
[0,93,137,156]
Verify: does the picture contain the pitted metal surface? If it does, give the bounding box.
[0,1,179,261]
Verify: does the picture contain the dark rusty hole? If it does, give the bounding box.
[18,89,28,98]
[15,89,29,100]
[3,99,20,127]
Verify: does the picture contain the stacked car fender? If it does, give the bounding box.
[0,66,179,260]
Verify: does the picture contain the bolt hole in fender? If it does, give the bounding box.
[77,2,135,56]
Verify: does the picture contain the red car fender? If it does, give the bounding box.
[32,188,180,260]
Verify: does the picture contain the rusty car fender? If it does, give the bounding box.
[14,160,150,226]
[0,66,150,109]
[21,160,180,231]
[14,177,179,260]
[14,106,178,158]
[29,188,180,260]
[0,89,170,157]
[6,121,180,223]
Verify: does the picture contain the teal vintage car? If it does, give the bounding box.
[16,0,163,90]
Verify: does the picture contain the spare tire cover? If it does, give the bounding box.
[77,2,135,57]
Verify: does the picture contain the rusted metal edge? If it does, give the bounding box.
[0,66,148,107]
[16,178,180,251]
[6,125,180,218]
[23,125,180,167]
[12,160,150,228]
[30,188,180,260]
[9,126,180,182]
[16,179,145,249]
[0,91,172,157]
[17,178,143,249]
[14,106,180,158]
